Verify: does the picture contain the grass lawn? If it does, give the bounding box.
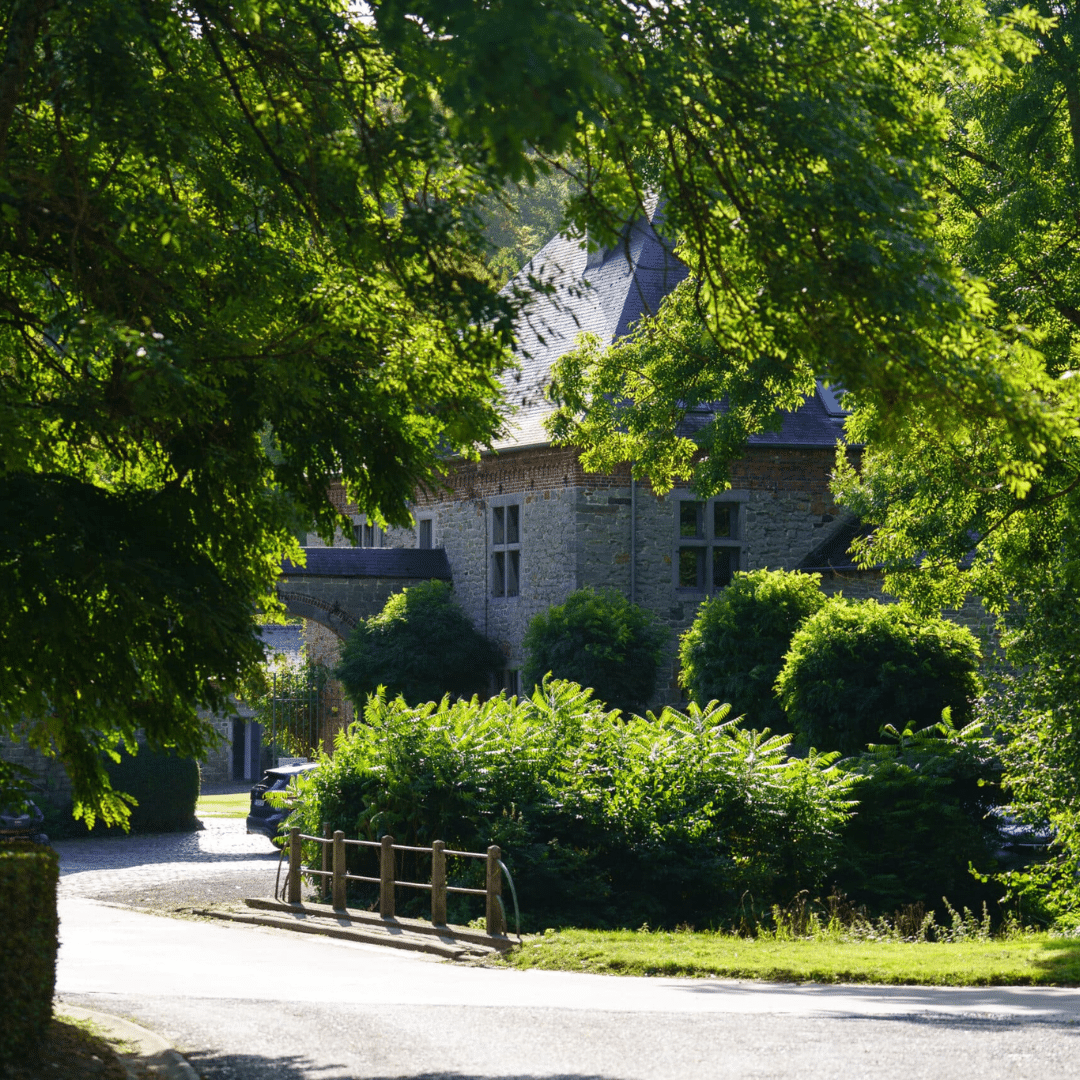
[501,928,1080,987]
[195,792,250,819]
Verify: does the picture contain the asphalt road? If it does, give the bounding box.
[53,820,1080,1079]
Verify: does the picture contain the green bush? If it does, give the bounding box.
[776,599,983,754]
[679,569,826,726]
[522,588,668,714]
[835,717,1004,913]
[336,581,503,706]
[0,845,58,1064]
[287,678,855,929]
[103,746,201,833]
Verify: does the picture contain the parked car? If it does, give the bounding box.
[246,763,319,838]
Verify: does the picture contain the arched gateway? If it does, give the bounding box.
[276,546,453,639]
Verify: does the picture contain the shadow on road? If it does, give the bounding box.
[670,976,1080,1020]
[188,1056,619,1080]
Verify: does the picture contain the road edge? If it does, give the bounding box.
[55,1003,198,1080]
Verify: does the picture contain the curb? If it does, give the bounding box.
[192,905,476,959]
[55,1005,198,1080]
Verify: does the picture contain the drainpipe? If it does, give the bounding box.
[483,498,489,637]
[630,465,637,604]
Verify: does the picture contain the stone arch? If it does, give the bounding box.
[275,585,357,641]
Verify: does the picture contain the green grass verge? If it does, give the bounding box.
[195,793,250,819]
[500,928,1080,986]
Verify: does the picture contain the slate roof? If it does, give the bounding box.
[497,204,849,451]
[678,388,847,448]
[496,199,688,449]
[797,519,876,573]
[281,547,452,580]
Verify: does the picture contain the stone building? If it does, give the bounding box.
[302,204,870,705]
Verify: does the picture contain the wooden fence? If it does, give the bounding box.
[286,826,519,936]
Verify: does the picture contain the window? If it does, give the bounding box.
[675,496,743,592]
[418,518,433,549]
[491,500,521,598]
[353,517,385,548]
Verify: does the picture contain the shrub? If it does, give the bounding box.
[0,845,58,1064]
[776,598,984,754]
[103,747,201,833]
[679,569,826,726]
[336,581,503,706]
[287,678,855,929]
[835,717,1004,913]
[521,588,667,714]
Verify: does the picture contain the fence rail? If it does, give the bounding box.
[286,827,519,936]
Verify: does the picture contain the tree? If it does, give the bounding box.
[829,3,1080,913]
[5,0,1054,826]
[679,569,826,729]
[0,0,539,824]
[336,582,503,706]
[776,599,983,755]
[522,588,667,715]
[542,1,1075,498]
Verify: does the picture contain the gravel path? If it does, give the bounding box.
[55,817,287,911]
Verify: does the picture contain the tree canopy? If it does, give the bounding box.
[830,1,1080,914]
[336,582,503,706]
[5,0,1071,829]
[0,0,526,822]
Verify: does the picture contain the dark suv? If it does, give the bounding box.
[245,763,319,838]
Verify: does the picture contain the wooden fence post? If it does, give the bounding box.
[321,822,331,903]
[332,830,346,910]
[485,844,503,936]
[380,834,395,918]
[288,827,302,904]
[431,840,447,926]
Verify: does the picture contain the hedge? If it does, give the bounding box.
[777,598,984,754]
[104,746,201,832]
[679,569,826,727]
[522,588,667,714]
[0,845,59,1063]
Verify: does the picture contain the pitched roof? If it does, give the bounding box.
[281,547,452,580]
[497,205,847,451]
[496,200,687,449]
[678,387,847,448]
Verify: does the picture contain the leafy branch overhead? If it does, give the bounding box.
[4,0,1078,829]
[543,0,1077,496]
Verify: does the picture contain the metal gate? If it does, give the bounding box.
[267,664,348,762]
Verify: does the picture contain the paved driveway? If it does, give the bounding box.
[54,821,1080,1079]
[56,816,282,910]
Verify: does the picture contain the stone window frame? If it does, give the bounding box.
[416,516,434,549]
[672,490,747,594]
[489,493,523,599]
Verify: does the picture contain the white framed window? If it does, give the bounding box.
[417,517,433,549]
[490,497,522,598]
[674,495,744,593]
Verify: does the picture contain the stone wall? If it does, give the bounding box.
[314,445,1001,709]
[351,445,850,706]
[0,733,73,808]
